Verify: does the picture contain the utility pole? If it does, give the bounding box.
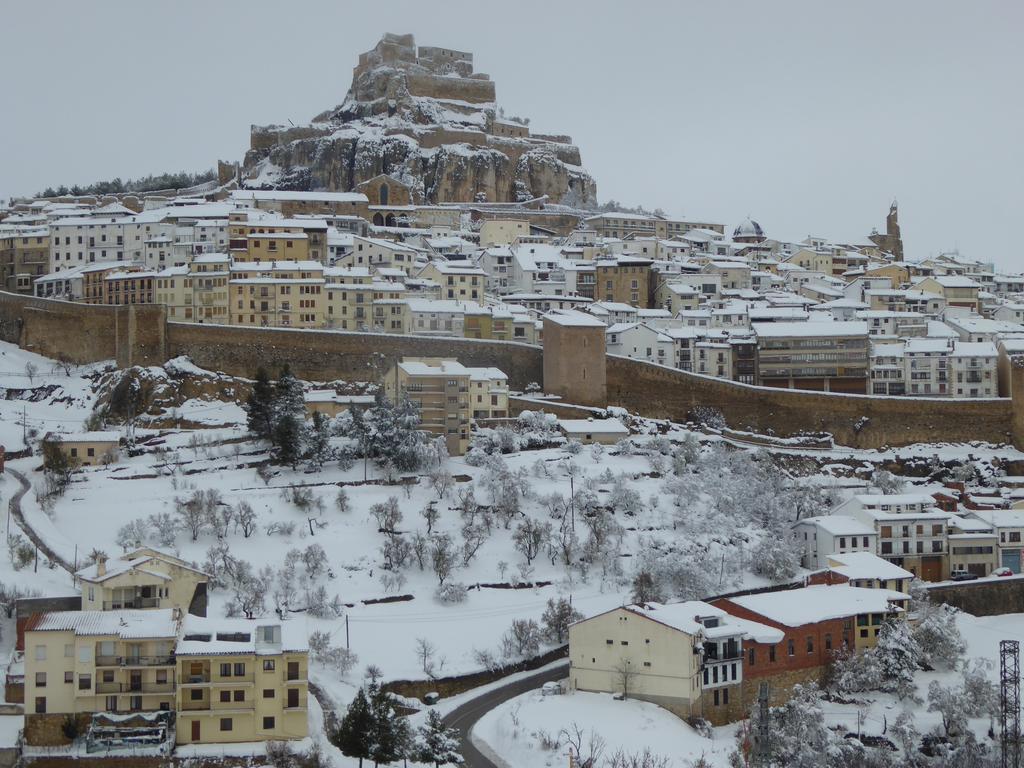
[345,614,350,650]
[21,405,26,448]
[1002,640,1020,768]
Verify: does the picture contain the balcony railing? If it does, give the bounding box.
[103,597,161,610]
[95,681,174,694]
[96,655,175,668]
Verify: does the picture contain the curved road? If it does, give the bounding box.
[443,662,568,768]
[4,466,72,572]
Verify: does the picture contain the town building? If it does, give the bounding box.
[753,321,869,393]
[76,549,209,616]
[43,431,120,466]
[383,358,475,455]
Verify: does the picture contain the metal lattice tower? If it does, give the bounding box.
[1001,640,1020,768]
[752,681,771,765]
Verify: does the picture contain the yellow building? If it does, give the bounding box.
[76,549,210,616]
[0,227,50,293]
[175,616,308,745]
[229,260,326,328]
[596,256,653,307]
[303,391,375,418]
[913,276,982,313]
[23,609,180,745]
[43,431,120,467]
[417,261,486,305]
[479,219,528,247]
[226,212,325,263]
[154,266,192,321]
[467,367,509,419]
[384,357,474,455]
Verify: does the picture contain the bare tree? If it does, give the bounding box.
[513,518,551,565]
[614,658,635,699]
[24,362,38,385]
[430,534,458,586]
[428,467,454,499]
[371,497,402,534]
[236,501,258,538]
[421,503,440,534]
[561,723,606,768]
[53,354,75,377]
[415,637,437,677]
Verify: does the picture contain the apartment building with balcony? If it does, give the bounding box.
[569,602,781,725]
[0,226,49,293]
[76,548,209,616]
[418,260,487,305]
[753,321,869,393]
[23,609,179,745]
[791,515,878,570]
[914,275,982,313]
[229,260,325,328]
[467,367,509,419]
[175,615,308,745]
[832,494,951,581]
[383,357,474,455]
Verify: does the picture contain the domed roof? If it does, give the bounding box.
[733,218,765,240]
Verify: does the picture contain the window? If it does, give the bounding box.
[64,671,74,684]
[191,689,203,701]
[713,690,720,706]
[806,637,814,654]
[287,688,300,708]
[220,718,233,732]
[787,640,795,657]
[233,690,245,702]
[234,663,245,677]
[263,716,276,730]
[263,689,275,699]
[220,690,231,703]
[263,659,275,672]
[78,674,91,691]
[35,697,46,714]
[220,663,231,677]
[35,672,46,687]
[825,634,832,651]
[748,648,755,666]
[34,646,46,661]
[769,645,776,662]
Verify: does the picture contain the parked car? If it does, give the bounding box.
[950,569,979,581]
[993,566,1015,577]
[541,681,563,696]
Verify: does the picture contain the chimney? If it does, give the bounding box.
[96,555,107,577]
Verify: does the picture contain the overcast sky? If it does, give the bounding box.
[1,1,1020,266]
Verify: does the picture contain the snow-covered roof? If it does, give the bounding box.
[544,309,606,328]
[230,190,368,204]
[827,552,914,582]
[752,321,867,338]
[45,430,120,443]
[796,515,875,537]
[559,418,629,435]
[625,601,783,644]
[951,342,997,358]
[27,609,178,639]
[176,614,308,656]
[76,548,208,583]
[303,390,376,405]
[726,585,907,627]
[399,359,471,377]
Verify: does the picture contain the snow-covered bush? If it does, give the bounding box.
[749,532,800,582]
[435,582,468,604]
[309,630,358,675]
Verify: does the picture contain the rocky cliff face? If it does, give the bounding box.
[241,33,596,205]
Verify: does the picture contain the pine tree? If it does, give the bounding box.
[391,392,425,472]
[246,367,275,439]
[332,687,373,768]
[273,414,303,470]
[416,709,462,767]
[368,683,407,767]
[305,411,335,469]
[274,365,306,424]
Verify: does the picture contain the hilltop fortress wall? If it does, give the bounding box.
[1,290,1018,450]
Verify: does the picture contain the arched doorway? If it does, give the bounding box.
[379,183,389,206]
[385,213,396,227]
[372,212,384,226]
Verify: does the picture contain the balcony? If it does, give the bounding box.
[95,655,175,668]
[95,681,174,695]
[103,597,161,610]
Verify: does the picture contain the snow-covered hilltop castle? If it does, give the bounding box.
[239,33,597,206]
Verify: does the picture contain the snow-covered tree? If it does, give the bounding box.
[874,619,920,699]
[245,367,275,440]
[513,518,550,565]
[872,469,906,494]
[630,569,663,604]
[416,709,461,768]
[750,531,800,582]
[912,585,965,670]
[541,597,583,643]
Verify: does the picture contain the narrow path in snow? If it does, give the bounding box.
[5,467,73,573]
[444,662,568,768]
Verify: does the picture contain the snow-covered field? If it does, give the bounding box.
[473,611,1023,768]
[2,340,1023,764]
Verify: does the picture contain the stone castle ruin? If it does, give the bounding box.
[241,33,597,205]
